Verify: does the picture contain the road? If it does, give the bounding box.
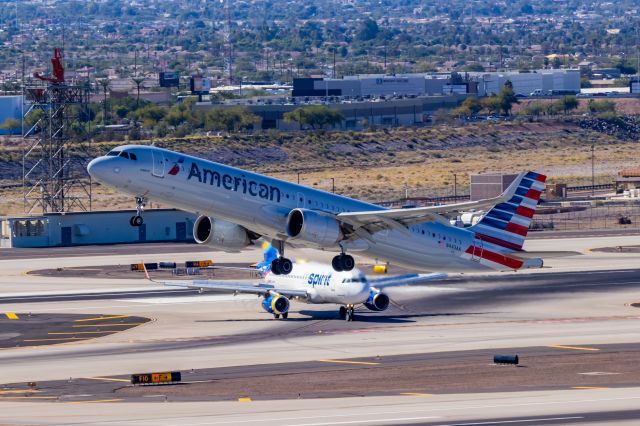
[1,234,640,424]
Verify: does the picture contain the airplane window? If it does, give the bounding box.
[107,150,120,156]
[129,153,137,160]
[421,230,425,235]
[119,152,130,159]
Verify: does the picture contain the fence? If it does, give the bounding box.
[531,201,640,232]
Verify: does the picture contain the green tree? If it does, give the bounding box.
[453,97,482,118]
[523,101,545,117]
[357,18,379,41]
[587,99,616,114]
[204,107,260,132]
[0,117,21,130]
[284,105,344,130]
[498,80,518,115]
[481,95,501,114]
[558,96,579,114]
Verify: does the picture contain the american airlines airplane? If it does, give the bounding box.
[145,243,448,321]
[88,145,545,275]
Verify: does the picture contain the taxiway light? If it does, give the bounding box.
[493,355,519,365]
[131,371,182,385]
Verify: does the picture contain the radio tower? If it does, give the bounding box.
[221,0,233,85]
[22,48,92,213]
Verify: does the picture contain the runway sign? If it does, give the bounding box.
[131,371,182,385]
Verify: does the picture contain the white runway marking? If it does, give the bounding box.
[120,295,256,304]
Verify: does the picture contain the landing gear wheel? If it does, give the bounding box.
[271,258,282,275]
[338,306,347,320]
[341,255,355,271]
[332,254,355,272]
[282,312,289,319]
[345,305,355,322]
[274,314,280,319]
[279,258,293,275]
[131,216,143,227]
[332,256,344,272]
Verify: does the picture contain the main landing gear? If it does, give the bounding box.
[339,305,355,321]
[129,197,146,227]
[332,253,355,272]
[270,239,293,275]
[274,312,289,319]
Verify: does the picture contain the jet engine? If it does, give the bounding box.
[285,208,343,247]
[193,215,257,251]
[363,290,390,312]
[262,293,290,315]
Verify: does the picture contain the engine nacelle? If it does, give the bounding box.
[285,208,342,247]
[262,293,290,315]
[363,290,390,312]
[193,215,255,251]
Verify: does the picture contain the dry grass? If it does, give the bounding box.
[0,120,636,214]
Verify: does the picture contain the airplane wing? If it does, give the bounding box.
[152,278,309,299]
[369,272,448,289]
[337,172,525,234]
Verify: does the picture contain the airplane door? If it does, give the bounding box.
[296,192,305,208]
[471,238,483,262]
[152,151,165,178]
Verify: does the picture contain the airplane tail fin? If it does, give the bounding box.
[470,171,546,253]
[255,241,278,272]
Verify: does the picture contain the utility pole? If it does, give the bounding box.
[454,173,457,198]
[331,177,335,193]
[591,144,595,195]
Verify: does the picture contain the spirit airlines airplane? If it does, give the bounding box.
[88,145,545,275]
[145,243,448,321]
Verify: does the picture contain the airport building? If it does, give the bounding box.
[196,94,468,130]
[291,70,579,99]
[470,69,580,96]
[2,209,197,248]
[292,74,471,98]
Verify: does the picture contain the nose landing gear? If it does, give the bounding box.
[129,197,146,227]
[338,305,355,321]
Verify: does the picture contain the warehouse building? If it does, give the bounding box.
[3,209,197,248]
[470,69,580,96]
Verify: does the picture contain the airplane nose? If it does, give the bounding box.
[87,157,116,182]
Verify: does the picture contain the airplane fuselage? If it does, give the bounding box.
[88,145,489,272]
[265,262,370,305]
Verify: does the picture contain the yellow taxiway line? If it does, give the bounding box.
[318,359,380,366]
[5,313,19,320]
[75,315,130,322]
[400,392,434,397]
[548,345,600,352]
[48,331,121,335]
[72,323,145,328]
[238,397,252,402]
[67,399,124,404]
[83,377,130,383]
[573,386,609,390]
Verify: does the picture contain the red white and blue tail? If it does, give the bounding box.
[467,171,546,269]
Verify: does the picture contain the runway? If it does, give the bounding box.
[0,234,640,424]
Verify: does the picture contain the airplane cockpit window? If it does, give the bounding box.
[107,150,121,156]
[116,151,138,160]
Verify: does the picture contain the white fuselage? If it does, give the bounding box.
[265,262,370,305]
[87,145,488,272]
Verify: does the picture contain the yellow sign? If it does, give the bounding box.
[151,373,172,383]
